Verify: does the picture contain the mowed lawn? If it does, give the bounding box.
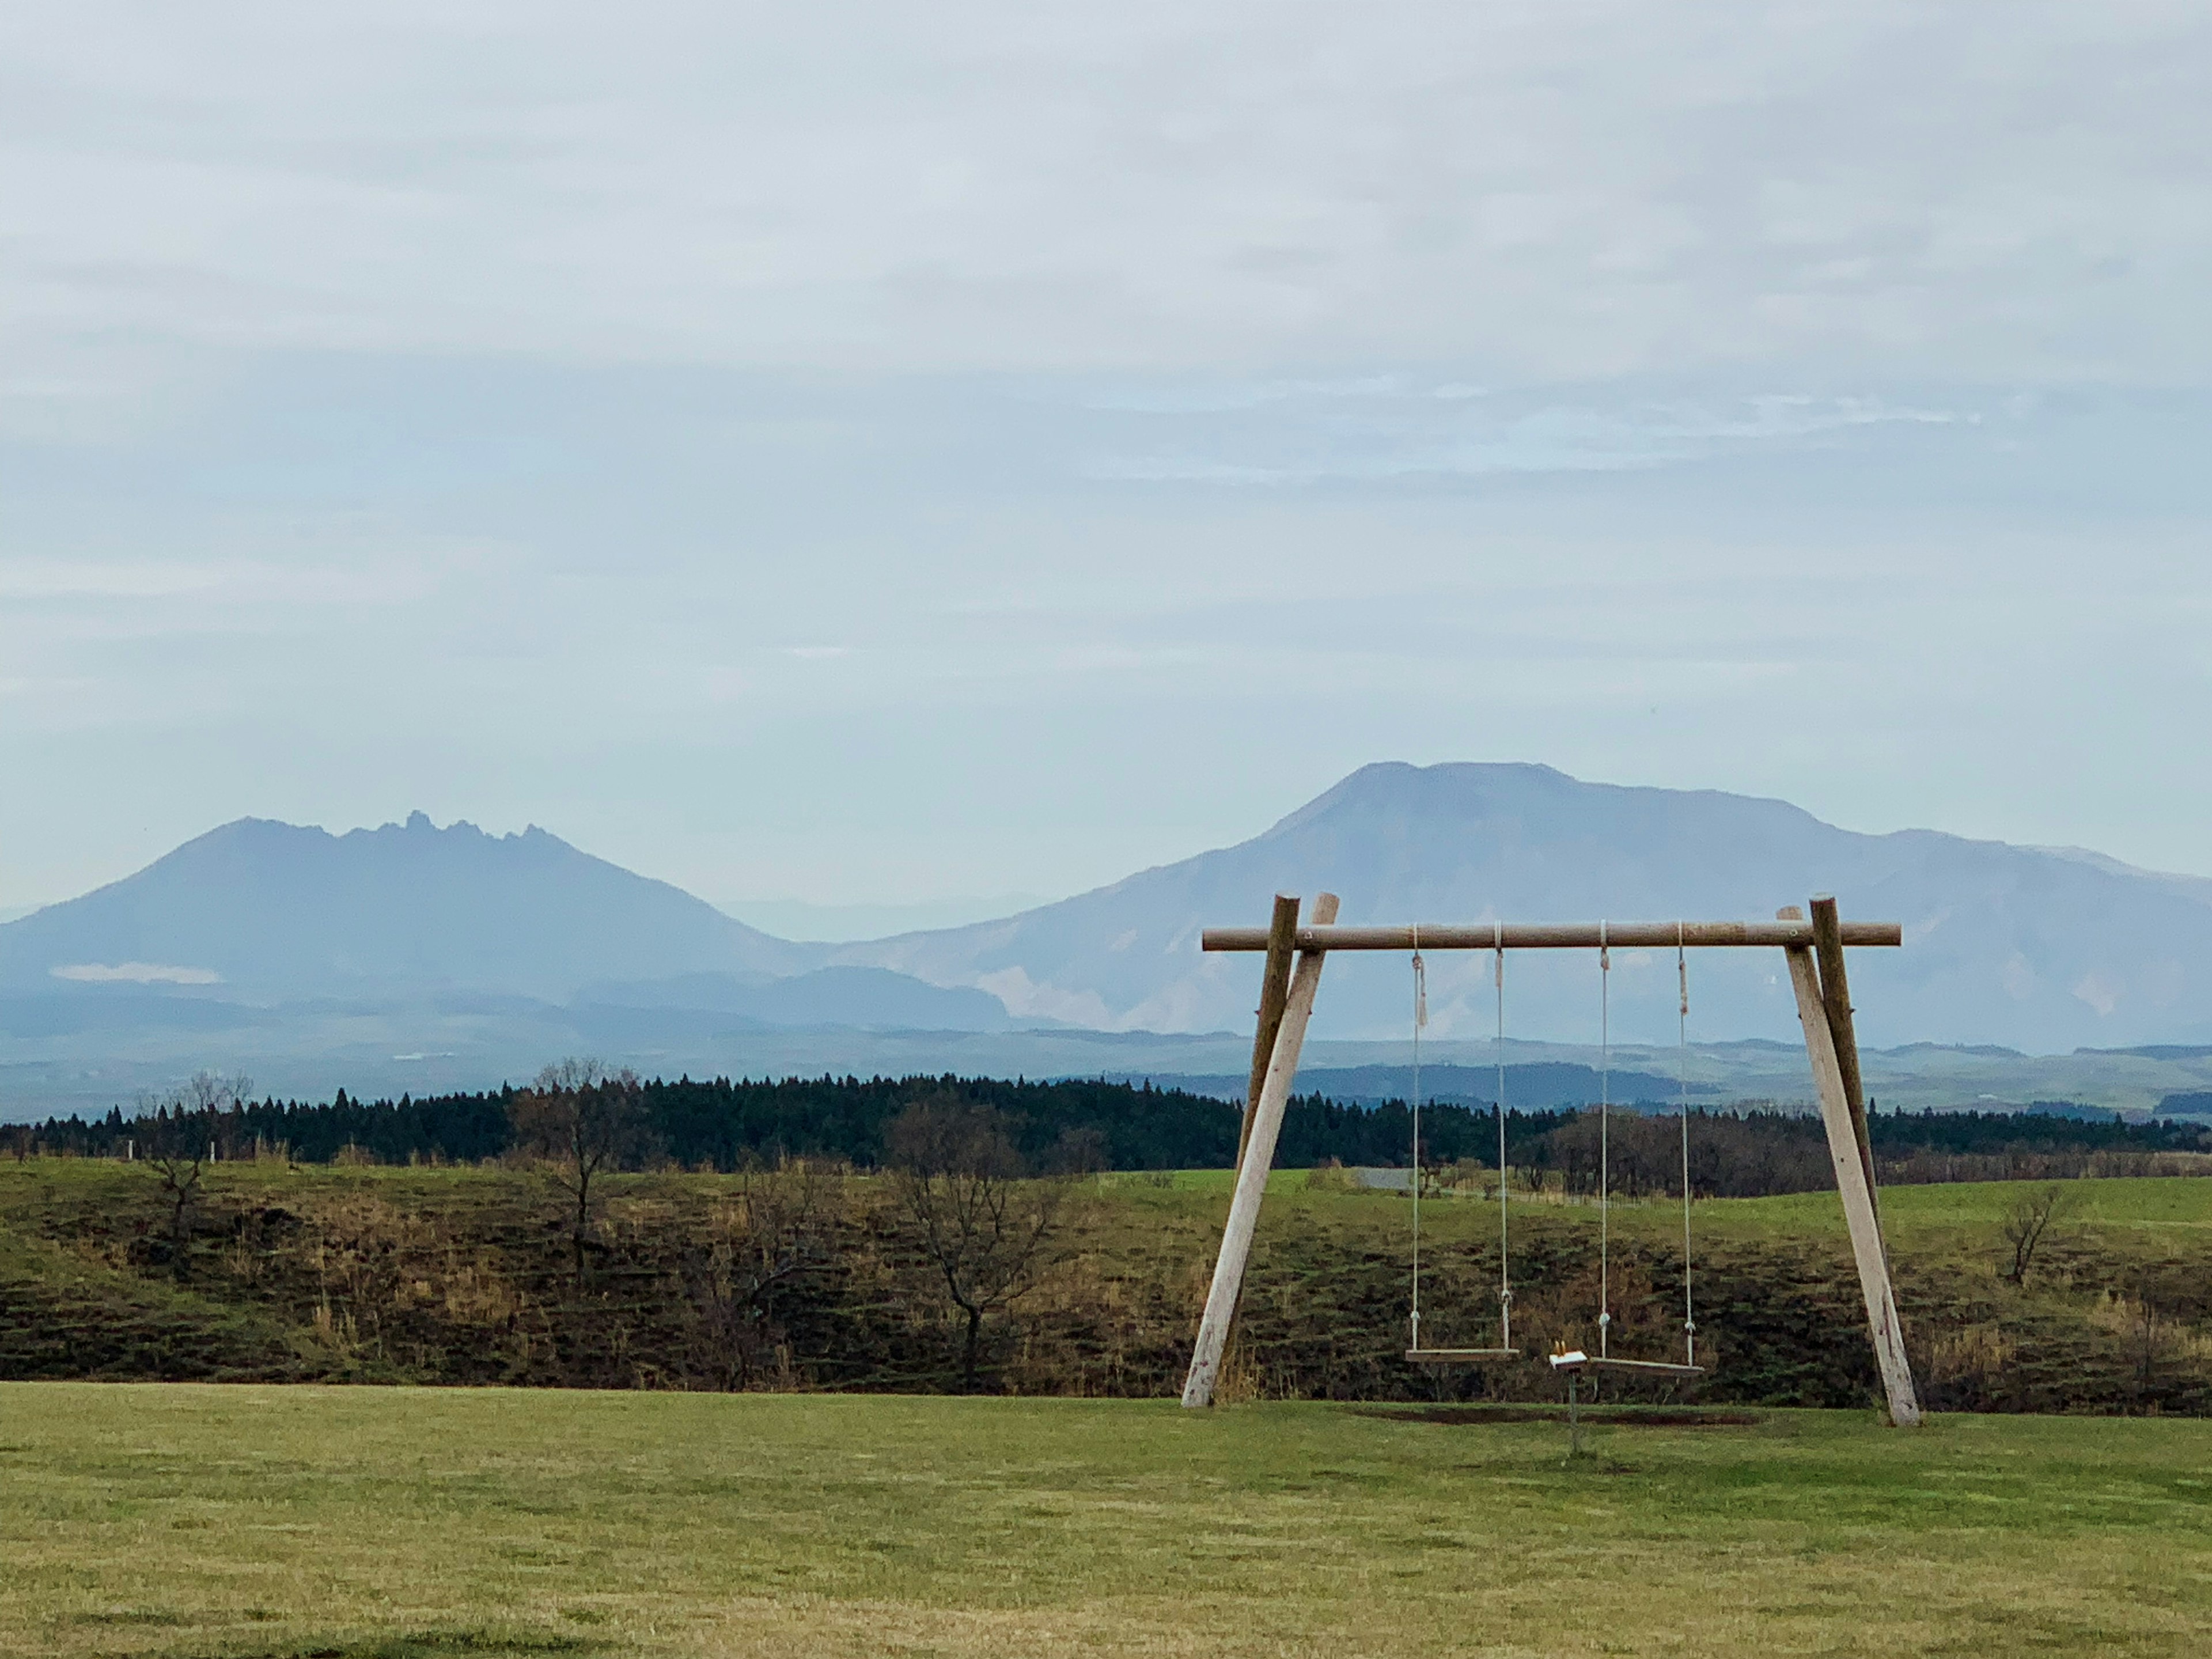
[3,1387,2211,1658]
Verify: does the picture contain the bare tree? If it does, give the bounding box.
[2000,1183,2072,1286]
[508,1058,647,1290]
[887,1099,1071,1393]
[139,1071,252,1277]
[681,1160,835,1390]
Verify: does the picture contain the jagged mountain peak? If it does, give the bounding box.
[0,812,809,1002]
[6,766,2209,1055]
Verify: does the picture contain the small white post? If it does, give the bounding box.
[1181,892,1339,1408]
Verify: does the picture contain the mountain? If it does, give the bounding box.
[6,768,2212,1122]
[0,813,812,1002]
[834,763,2212,1051]
[573,967,1024,1032]
[2033,846,2212,910]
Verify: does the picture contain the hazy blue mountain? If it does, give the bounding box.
[834,762,2212,1051]
[6,767,2211,1120]
[0,813,815,1002]
[574,967,1024,1032]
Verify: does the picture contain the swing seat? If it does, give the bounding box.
[1550,1350,1703,1378]
[1405,1346,1521,1365]
[1580,1357,1705,1379]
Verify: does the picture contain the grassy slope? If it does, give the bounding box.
[3,1385,2210,1659]
[0,1225,324,1383]
[3,1162,2210,1408]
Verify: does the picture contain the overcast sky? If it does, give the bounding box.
[5,1,2210,916]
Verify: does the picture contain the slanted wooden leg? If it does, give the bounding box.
[1810,894,1885,1252]
[1781,905,1922,1426]
[1223,894,1301,1370]
[1182,892,1339,1408]
[1237,894,1302,1171]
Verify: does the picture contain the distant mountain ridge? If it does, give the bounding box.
[4,766,2211,1078]
[828,763,2212,1050]
[0,812,809,1002]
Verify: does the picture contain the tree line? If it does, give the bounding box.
[12,1069,2209,1195]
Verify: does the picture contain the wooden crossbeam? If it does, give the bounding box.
[1205,920,1902,952]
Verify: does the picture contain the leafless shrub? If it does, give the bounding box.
[680,1161,838,1391]
[137,1071,252,1277]
[508,1058,648,1290]
[888,1098,1073,1392]
[2000,1183,2072,1286]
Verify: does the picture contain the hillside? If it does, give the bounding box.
[3,1156,2209,1417]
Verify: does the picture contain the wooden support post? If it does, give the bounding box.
[1181,892,1340,1408]
[1237,894,1302,1171]
[1781,905,1922,1426]
[1810,894,1885,1249]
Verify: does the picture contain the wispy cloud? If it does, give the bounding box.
[52,961,223,984]
[1084,387,1967,484]
[4,3,2207,381]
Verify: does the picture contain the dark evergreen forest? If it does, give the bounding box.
[14,1074,2209,1196]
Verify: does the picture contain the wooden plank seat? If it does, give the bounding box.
[1577,1357,1705,1378]
[1404,1347,1520,1365]
[1548,1349,1705,1379]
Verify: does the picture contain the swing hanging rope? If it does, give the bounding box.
[1599,922,1611,1359]
[1679,922,1698,1368]
[1496,923,1512,1350]
[1404,926,1518,1364]
[1408,927,1425,1354]
[1586,922,1704,1377]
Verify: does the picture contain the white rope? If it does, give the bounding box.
[1598,922,1611,1359]
[1678,922,1698,1368]
[1494,922,1511,1350]
[1409,927,1425,1352]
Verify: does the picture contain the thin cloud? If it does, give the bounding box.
[3,3,2207,381]
[51,961,224,984]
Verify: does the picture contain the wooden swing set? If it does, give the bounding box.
[1180,892,1922,1427]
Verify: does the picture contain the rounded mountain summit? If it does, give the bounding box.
[3,765,2207,1049]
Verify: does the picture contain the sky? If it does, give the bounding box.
[5,1,2210,918]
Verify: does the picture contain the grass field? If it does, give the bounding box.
[5,1385,2212,1658]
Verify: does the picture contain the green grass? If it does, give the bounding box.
[1294,1169,2212,1242]
[3,1385,2211,1658]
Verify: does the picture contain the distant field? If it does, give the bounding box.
[2,1385,2209,1658]
[1110,1164,2212,1238]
